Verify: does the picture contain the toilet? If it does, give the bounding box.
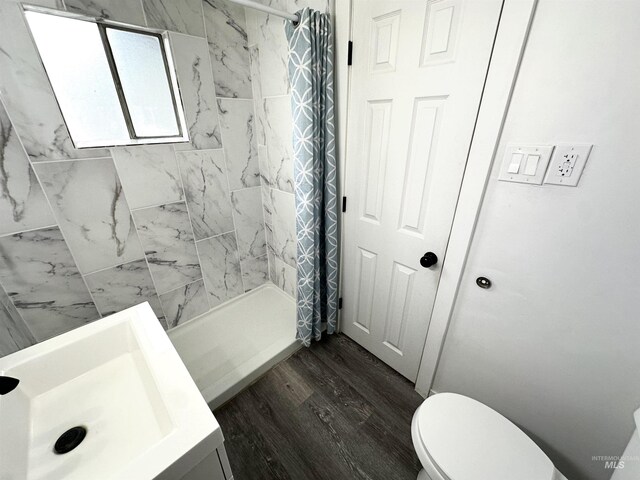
[411,393,567,480]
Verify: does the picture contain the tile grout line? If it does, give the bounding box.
[221,149,248,293]
[157,276,205,297]
[112,153,171,328]
[30,159,105,320]
[208,2,270,291]
[243,32,272,289]
[0,94,106,327]
[30,155,112,165]
[246,36,274,285]
[175,152,212,312]
[0,223,59,239]
[138,0,148,27]
[259,181,272,282]
[195,229,237,244]
[82,255,147,277]
[262,93,292,101]
[217,96,255,102]
[190,0,254,303]
[229,184,262,194]
[211,78,248,293]
[243,38,272,285]
[158,29,207,42]
[0,95,52,340]
[127,204,170,329]
[130,197,191,213]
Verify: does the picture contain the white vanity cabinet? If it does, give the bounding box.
[181,446,234,480]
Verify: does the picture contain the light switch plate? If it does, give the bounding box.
[498,144,554,185]
[544,144,592,187]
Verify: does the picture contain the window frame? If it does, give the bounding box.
[22,4,190,149]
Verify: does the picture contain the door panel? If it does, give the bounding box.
[342,0,503,381]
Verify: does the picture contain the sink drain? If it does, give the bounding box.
[54,426,87,454]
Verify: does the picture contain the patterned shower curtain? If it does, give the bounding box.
[285,8,338,346]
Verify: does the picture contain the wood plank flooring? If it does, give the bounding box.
[213,334,424,480]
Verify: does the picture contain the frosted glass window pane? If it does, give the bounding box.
[106,28,180,137]
[25,11,129,147]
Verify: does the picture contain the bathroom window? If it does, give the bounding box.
[24,8,188,148]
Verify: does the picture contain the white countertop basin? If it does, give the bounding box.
[0,303,223,480]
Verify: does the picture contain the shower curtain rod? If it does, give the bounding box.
[226,0,299,22]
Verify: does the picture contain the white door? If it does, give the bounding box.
[342,0,503,381]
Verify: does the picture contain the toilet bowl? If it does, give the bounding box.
[411,393,567,480]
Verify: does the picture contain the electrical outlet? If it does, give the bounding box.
[544,144,592,187]
[556,151,578,177]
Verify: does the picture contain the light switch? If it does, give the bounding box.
[544,144,592,187]
[523,154,539,176]
[508,153,523,173]
[498,144,554,185]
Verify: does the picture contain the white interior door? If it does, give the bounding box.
[341,0,503,381]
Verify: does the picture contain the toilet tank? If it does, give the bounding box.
[610,408,640,480]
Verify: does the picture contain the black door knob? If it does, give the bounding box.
[420,252,438,268]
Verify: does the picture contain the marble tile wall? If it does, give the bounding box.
[0,0,270,356]
[0,227,100,341]
[246,0,331,296]
[0,282,35,356]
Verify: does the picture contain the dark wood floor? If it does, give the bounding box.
[213,334,424,480]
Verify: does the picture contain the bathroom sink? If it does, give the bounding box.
[0,303,224,480]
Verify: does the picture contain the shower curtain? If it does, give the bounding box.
[285,8,338,346]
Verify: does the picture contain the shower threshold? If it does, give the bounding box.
[168,283,299,410]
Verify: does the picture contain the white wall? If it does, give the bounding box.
[431,1,640,479]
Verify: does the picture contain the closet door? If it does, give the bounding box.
[342,0,503,381]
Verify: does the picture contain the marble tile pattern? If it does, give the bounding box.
[257,144,276,188]
[241,254,268,292]
[35,158,144,274]
[244,6,260,47]
[111,145,184,210]
[0,100,55,236]
[0,227,99,341]
[203,0,253,99]
[0,283,35,357]
[160,278,209,328]
[196,232,243,307]
[269,188,296,267]
[264,222,274,251]
[65,0,146,24]
[0,0,109,162]
[267,247,276,283]
[84,259,165,324]
[0,0,285,353]
[132,202,202,294]
[231,187,266,261]
[261,184,273,225]
[177,149,234,240]
[272,254,296,298]
[218,99,260,190]
[249,46,267,146]
[255,11,290,98]
[0,301,25,357]
[263,96,295,193]
[143,0,205,37]
[170,33,223,151]
[248,0,332,295]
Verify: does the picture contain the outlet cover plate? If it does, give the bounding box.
[544,144,592,187]
[498,144,554,185]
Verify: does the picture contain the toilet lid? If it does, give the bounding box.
[415,393,555,480]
